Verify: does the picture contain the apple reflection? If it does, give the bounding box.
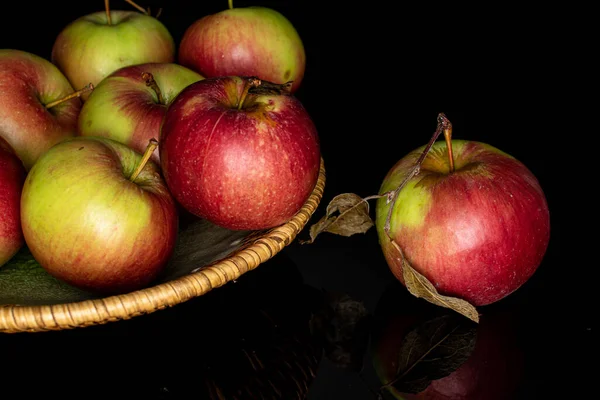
[371,282,525,400]
[0,253,327,399]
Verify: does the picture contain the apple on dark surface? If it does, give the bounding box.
[375,134,550,306]
[0,48,85,170]
[159,75,321,231]
[20,136,178,294]
[77,62,204,164]
[0,136,26,268]
[178,1,306,93]
[51,1,175,100]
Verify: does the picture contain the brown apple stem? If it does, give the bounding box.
[45,83,94,109]
[237,77,261,110]
[383,113,452,239]
[105,0,112,25]
[228,0,234,9]
[129,139,159,182]
[444,124,455,173]
[124,0,149,14]
[142,72,164,104]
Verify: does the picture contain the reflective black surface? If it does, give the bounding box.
[1,1,585,399]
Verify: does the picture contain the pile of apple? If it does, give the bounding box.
[0,1,320,294]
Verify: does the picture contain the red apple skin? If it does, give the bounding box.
[159,76,320,231]
[77,62,204,164]
[20,137,178,294]
[178,6,306,93]
[375,140,550,306]
[0,136,26,267]
[0,49,81,170]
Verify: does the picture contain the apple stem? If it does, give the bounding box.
[105,0,112,25]
[444,124,455,173]
[45,83,94,109]
[228,0,234,9]
[142,72,165,105]
[383,113,452,239]
[129,139,159,182]
[124,0,149,15]
[237,77,261,110]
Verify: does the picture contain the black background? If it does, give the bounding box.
[0,1,586,399]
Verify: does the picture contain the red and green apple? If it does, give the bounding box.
[20,136,178,294]
[178,2,306,93]
[51,2,175,100]
[375,139,550,306]
[77,62,204,164]
[0,49,84,170]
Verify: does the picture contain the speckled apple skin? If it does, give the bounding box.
[0,49,81,170]
[178,7,305,93]
[376,140,550,306]
[77,62,203,164]
[159,76,320,231]
[20,137,178,294]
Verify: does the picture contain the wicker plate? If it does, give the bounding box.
[0,159,325,333]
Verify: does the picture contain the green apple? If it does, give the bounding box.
[77,62,204,164]
[51,3,175,100]
[20,136,178,294]
[0,49,84,170]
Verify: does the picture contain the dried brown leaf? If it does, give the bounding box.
[300,193,374,244]
[393,242,479,323]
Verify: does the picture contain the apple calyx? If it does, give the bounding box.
[44,83,94,109]
[129,138,158,182]
[142,72,165,105]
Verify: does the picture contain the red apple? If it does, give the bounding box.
[0,49,83,170]
[178,4,306,93]
[375,139,550,306]
[51,4,175,100]
[159,75,321,231]
[20,136,178,294]
[0,136,26,267]
[77,62,204,164]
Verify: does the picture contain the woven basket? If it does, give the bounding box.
[0,159,326,333]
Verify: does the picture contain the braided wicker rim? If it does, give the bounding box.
[0,159,325,334]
